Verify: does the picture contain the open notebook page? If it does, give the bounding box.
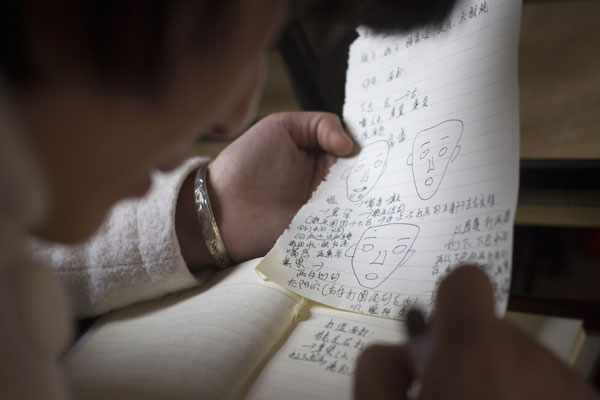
[258,0,522,318]
[64,259,304,400]
[242,304,406,400]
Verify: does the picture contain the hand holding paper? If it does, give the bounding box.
[207,112,354,263]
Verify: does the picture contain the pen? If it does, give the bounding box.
[406,307,435,376]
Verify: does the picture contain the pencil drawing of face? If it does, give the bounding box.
[408,119,463,200]
[346,223,419,289]
[343,140,389,202]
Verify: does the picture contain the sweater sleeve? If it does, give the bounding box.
[29,157,212,318]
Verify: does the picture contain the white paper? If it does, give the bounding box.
[258,0,522,318]
[64,259,303,400]
[243,304,405,400]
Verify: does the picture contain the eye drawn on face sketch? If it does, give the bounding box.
[342,140,389,202]
[344,223,419,289]
[407,119,463,200]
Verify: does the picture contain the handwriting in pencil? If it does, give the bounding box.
[287,317,374,376]
[342,140,389,202]
[345,223,419,289]
[407,119,463,200]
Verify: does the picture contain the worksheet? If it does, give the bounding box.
[259,0,522,318]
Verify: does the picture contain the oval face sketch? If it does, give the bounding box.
[409,119,463,200]
[345,140,389,202]
[348,223,419,289]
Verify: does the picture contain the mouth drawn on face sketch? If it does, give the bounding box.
[407,119,463,201]
[342,140,389,202]
[345,223,419,289]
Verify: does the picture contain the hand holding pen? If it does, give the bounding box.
[354,265,599,400]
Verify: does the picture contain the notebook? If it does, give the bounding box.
[65,259,406,399]
[64,0,530,398]
[64,260,586,400]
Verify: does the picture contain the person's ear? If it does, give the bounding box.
[398,249,415,266]
[450,145,461,163]
[342,166,351,179]
[406,154,413,166]
[345,243,357,257]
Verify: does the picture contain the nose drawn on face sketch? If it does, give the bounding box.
[345,223,420,289]
[342,140,389,202]
[407,119,463,200]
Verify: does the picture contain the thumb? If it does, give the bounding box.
[432,265,496,348]
[277,111,355,156]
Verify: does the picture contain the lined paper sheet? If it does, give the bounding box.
[259,0,522,318]
[64,259,303,400]
[243,305,405,400]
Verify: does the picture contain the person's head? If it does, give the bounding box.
[2,0,288,242]
[1,0,457,243]
[346,223,419,289]
[407,119,463,200]
[344,140,389,202]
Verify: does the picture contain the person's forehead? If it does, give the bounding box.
[372,141,389,151]
[363,227,398,237]
[417,130,456,146]
[361,142,388,159]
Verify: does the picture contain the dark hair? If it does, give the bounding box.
[0,0,457,91]
[299,0,458,33]
[0,1,231,92]
[352,0,458,33]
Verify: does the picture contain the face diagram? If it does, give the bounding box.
[346,224,419,289]
[343,140,389,202]
[408,119,463,200]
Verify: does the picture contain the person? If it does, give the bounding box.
[0,0,596,399]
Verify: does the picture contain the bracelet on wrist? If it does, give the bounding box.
[193,165,231,270]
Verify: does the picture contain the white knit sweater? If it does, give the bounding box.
[29,158,211,318]
[0,91,211,398]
